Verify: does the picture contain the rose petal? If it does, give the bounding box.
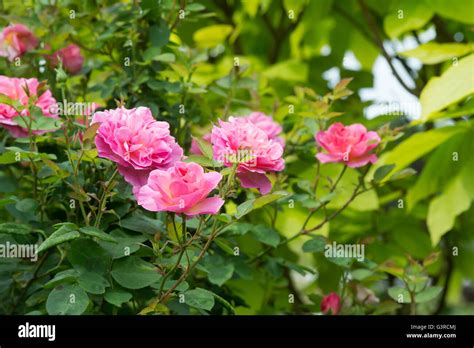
[238,171,272,195]
[184,196,225,216]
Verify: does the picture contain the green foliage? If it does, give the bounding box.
[427,174,472,245]
[46,284,89,315]
[400,43,473,65]
[419,54,474,120]
[383,0,433,39]
[111,256,161,290]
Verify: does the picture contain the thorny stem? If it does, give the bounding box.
[157,214,187,298]
[152,170,238,308]
[158,216,220,304]
[94,167,118,228]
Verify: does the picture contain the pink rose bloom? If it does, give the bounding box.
[190,133,212,155]
[48,44,84,74]
[92,107,183,193]
[211,117,284,195]
[246,112,284,146]
[190,112,284,155]
[137,161,224,216]
[0,24,38,61]
[0,76,58,137]
[321,292,341,315]
[315,123,380,168]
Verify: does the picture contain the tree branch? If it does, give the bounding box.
[355,0,419,96]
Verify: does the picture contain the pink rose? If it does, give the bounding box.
[0,24,38,61]
[315,123,380,168]
[137,161,224,216]
[190,112,284,155]
[190,133,212,155]
[321,292,341,315]
[246,112,284,146]
[211,117,284,195]
[48,44,84,74]
[92,106,183,193]
[0,76,58,137]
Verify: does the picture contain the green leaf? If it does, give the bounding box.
[283,0,306,19]
[153,53,175,63]
[383,0,433,39]
[35,115,62,130]
[327,256,353,268]
[263,59,309,82]
[388,286,411,303]
[235,191,288,219]
[407,129,472,210]
[424,98,474,122]
[77,272,110,295]
[432,0,474,24]
[427,174,472,246]
[13,114,61,131]
[383,125,464,176]
[193,24,233,48]
[46,284,89,315]
[302,236,327,253]
[98,229,147,259]
[183,155,215,167]
[0,223,31,235]
[420,54,474,121]
[389,168,417,181]
[184,288,215,311]
[250,225,280,247]
[351,269,374,281]
[349,31,379,71]
[0,93,23,109]
[186,3,206,12]
[111,256,161,289]
[149,24,170,48]
[37,226,81,254]
[83,123,100,141]
[0,151,18,164]
[0,197,15,207]
[192,136,213,159]
[242,0,259,17]
[120,211,164,234]
[43,269,79,289]
[415,286,443,303]
[373,301,402,315]
[214,238,235,256]
[399,42,474,65]
[68,239,111,275]
[15,198,38,213]
[104,288,132,307]
[203,255,235,286]
[142,47,161,61]
[373,164,396,183]
[79,227,117,243]
[390,219,433,260]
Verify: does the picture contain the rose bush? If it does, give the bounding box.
[0,0,472,317]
